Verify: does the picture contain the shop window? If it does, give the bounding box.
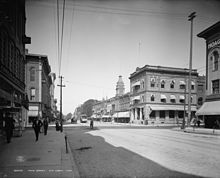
[159,111,165,118]
[150,111,155,118]
[169,110,175,118]
[178,111,184,118]
[212,79,219,94]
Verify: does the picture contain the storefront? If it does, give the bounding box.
[197,21,220,128]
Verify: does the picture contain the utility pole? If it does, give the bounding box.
[57,76,65,132]
[187,12,196,127]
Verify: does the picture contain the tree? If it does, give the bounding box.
[81,99,98,117]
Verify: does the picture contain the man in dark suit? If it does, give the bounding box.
[4,113,15,143]
[32,118,43,141]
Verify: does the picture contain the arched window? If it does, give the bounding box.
[161,80,165,88]
[213,51,219,71]
[151,94,155,102]
[170,80,175,89]
[30,67,35,81]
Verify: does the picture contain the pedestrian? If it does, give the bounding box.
[4,113,15,143]
[43,117,49,135]
[32,117,43,141]
[90,118,94,129]
[55,120,60,131]
[197,119,201,127]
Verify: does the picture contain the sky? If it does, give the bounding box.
[25,0,220,115]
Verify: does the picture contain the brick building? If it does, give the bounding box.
[129,65,198,125]
[0,0,31,133]
[25,53,52,125]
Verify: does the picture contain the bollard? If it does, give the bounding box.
[65,135,68,153]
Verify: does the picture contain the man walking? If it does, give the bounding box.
[32,118,43,141]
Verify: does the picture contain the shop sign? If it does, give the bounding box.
[208,39,220,49]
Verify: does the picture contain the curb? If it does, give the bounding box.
[64,133,80,178]
[172,127,220,136]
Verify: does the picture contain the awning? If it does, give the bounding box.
[28,110,39,117]
[191,81,195,85]
[132,95,140,100]
[179,95,185,100]
[102,115,111,118]
[170,95,176,100]
[150,105,197,111]
[180,81,186,85]
[132,81,141,87]
[160,94,167,99]
[196,101,220,115]
[113,111,130,118]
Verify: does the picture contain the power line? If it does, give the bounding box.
[59,0,66,76]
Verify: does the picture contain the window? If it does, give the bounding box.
[161,80,165,88]
[141,95,145,103]
[160,94,166,103]
[180,81,186,89]
[191,85,195,90]
[30,67,35,81]
[212,79,219,94]
[151,94,155,102]
[141,80,145,89]
[169,110,175,118]
[198,97,203,105]
[30,88,36,101]
[213,51,219,71]
[179,96,185,103]
[150,78,155,87]
[178,111,184,118]
[170,95,176,103]
[159,111,165,118]
[170,80,175,89]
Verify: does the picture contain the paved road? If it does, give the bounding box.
[66,124,220,178]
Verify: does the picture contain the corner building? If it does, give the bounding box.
[129,65,198,125]
[196,21,220,128]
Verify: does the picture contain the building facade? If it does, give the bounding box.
[0,0,31,133]
[25,53,52,125]
[92,76,130,122]
[129,65,198,125]
[196,21,220,128]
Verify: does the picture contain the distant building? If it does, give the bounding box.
[129,65,198,125]
[25,53,52,125]
[0,0,31,132]
[196,21,220,128]
[92,76,130,122]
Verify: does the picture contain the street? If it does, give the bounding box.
[66,123,220,178]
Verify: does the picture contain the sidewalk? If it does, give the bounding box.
[172,126,220,136]
[0,127,79,178]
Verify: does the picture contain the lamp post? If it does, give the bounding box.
[187,12,196,127]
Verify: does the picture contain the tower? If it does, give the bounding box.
[116,75,125,97]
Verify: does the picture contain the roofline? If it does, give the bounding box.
[197,21,220,39]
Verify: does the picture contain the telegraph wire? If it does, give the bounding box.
[57,0,60,76]
[58,0,66,76]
